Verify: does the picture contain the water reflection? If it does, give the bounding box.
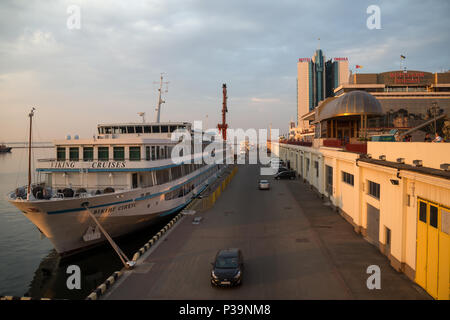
[27,215,173,300]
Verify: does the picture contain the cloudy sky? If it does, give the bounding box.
[0,0,449,141]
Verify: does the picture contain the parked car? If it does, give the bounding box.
[258,179,270,190]
[211,248,244,287]
[274,170,296,180]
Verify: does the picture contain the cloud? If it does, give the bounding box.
[0,0,449,140]
[251,98,280,103]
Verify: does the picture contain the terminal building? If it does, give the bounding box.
[278,59,450,300]
[300,70,450,141]
[275,66,450,299]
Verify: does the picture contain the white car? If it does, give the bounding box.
[268,159,285,168]
[258,179,270,190]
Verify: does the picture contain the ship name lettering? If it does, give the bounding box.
[52,161,75,168]
[91,161,126,169]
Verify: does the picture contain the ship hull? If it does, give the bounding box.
[9,166,220,255]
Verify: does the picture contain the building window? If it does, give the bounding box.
[57,147,66,161]
[98,147,109,161]
[113,147,125,161]
[129,146,141,161]
[83,147,93,161]
[326,165,333,195]
[442,208,450,235]
[368,180,380,199]
[419,201,427,223]
[342,171,354,186]
[429,205,438,228]
[314,161,319,178]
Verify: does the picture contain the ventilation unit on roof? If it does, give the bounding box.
[412,160,423,167]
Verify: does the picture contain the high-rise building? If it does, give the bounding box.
[297,50,349,130]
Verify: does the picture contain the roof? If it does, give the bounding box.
[357,157,450,180]
[318,90,383,121]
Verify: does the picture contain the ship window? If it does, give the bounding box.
[129,147,141,161]
[113,147,125,161]
[105,127,112,134]
[169,126,177,132]
[155,168,170,185]
[151,146,157,160]
[152,126,160,133]
[161,126,169,133]
[144,126,151,133]
[135,126,143,133]
[146,146,151,161]
[112,126,120,134]
[83,147,93,161]
[171,166,182,180]
[69,147,79,161]
[98,147,109,161]
[98,127,103,134]
[119,126,127,134]
[57,147,66,161]
[127,126,135,134]
[156,146,160,160]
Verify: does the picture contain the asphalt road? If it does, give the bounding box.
[104,164,430,300]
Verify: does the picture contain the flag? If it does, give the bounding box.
[355,65,363,69]
[400,55,406,59]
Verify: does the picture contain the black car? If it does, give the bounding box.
[277,166,289,173]
[211,248,243,287]
[274,170,296,180]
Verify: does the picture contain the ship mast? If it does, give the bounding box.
[27,107,36,200]
[155,73,169,123]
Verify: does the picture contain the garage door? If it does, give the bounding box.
[367,204,380,245]
[416,199,450,300]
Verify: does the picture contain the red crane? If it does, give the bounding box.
[217,83,228,140]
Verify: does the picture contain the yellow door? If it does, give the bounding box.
[416,200,428,289]
[426,204,439,299]
[438,207,450,300]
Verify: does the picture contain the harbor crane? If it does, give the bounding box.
[217,83,228,140]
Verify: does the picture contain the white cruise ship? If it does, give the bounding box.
[8,120,228,255]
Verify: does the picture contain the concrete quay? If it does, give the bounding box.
[102,164,431,300]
